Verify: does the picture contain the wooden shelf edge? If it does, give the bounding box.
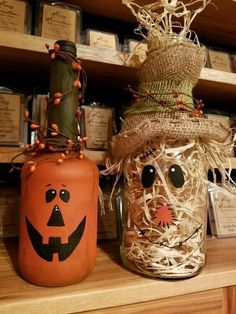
[1,147,235,168]
[0,30,131,68]
[1,31,236,86]
[200,67,236,86]
[0,237,236,313]
[0,147,25,163]
[0,147,107,165]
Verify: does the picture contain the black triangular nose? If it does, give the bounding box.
[47,205,65,226]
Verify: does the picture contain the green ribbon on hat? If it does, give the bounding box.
[126,79,194,115]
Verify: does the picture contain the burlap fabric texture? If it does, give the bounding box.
[112,40,230,159]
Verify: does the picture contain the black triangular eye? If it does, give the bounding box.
[60,189,70,202]
[141,165,156,188]
[46,189,57,203]
[168,164,185,188]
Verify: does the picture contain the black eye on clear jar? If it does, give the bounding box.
[60,189,70,202]
[168,164,185,188]
[45,189,57,203]
[141,165,156,188]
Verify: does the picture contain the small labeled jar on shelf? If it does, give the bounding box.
[35,1,82,43]
[0,87,27,147]
[80,102,115,151]
[84,29,120,50]
[0,0,31,33]
[207,48,232,72]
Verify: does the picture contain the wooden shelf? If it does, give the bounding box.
[197,68,236,104]
[0,237,236,313]
[1,30,236,102]
[1,146,236,167]
[0,147,107,165]
[0,31,137,89]
[0,147,25,163]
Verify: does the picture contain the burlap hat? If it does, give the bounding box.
[112,39,230,159]
[111,1,231,159]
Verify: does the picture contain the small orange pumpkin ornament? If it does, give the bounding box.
[19,40,99,286]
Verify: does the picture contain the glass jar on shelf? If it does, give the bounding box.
[80,101,115,151]
[0,0,31,34]
[35,1,82,43]
[0,87,27,147]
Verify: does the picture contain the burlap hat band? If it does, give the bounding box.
[126,80,194,115]
[138,42,206,86]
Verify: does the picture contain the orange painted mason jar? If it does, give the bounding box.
[18,40,99,286]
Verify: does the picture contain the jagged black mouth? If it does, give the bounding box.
[25,216,86,262]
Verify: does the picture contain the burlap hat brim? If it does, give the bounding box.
[112,111,230,159]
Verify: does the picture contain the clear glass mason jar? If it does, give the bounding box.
[120,138,208,279]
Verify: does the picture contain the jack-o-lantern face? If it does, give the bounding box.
[25,185,86,262]
[19,153,99,286]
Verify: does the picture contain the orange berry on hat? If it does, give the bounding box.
[53,98,61,105]
[50,52,56,60]
[72,62,77,70]
[73,80,81,88]
[51,123,59,131]
[54,92,62,98]
[30,123,39,130]
[54,43,60,51]
[38,143,45,150]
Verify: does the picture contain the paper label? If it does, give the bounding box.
[88,30,117,50]
[83,106,113,150]
[208,50,231,72]
[41,4,76,41]
[0,94,21,144]
[210,188,236,236]
[0,0,26,32]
